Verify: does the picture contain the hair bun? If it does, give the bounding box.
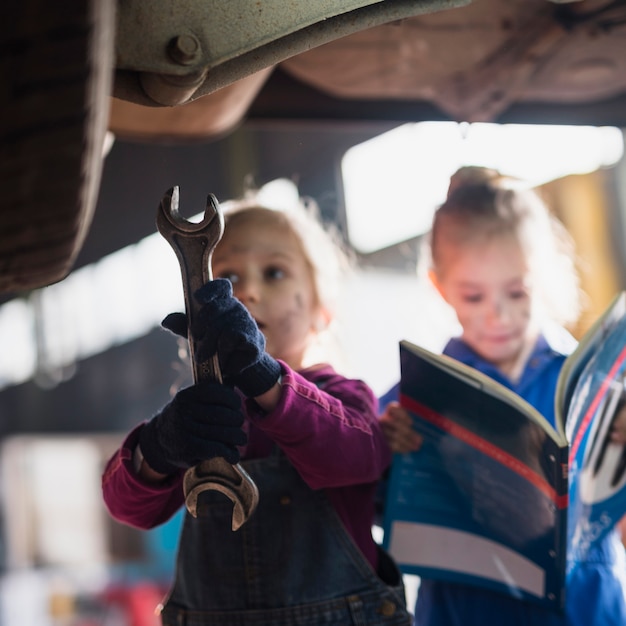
[447,166,508,198]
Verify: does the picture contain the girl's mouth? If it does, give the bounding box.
[487,333,514,344]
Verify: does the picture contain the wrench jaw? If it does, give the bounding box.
[157,186,224,241]
[183,458,260,531]
[156,186,224,309]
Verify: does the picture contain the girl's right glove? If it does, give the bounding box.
[138,382,247,475]
[162,278,282,398]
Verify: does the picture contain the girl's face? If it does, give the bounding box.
[212,211,323,371]
[433,233,538,378]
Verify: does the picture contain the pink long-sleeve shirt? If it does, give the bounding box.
[102,362,392,570]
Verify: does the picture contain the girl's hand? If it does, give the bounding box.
[610,401,626,444]
[379,401,423,454]
[138,382,247,475]
[162,278,281,398]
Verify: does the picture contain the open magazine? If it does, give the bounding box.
[382,291,626,611]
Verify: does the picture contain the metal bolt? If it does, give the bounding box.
[168,34,201,66]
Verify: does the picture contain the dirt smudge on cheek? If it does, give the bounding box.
[276,309,299,334]
[274,292,306,334]
[294,292,304,311]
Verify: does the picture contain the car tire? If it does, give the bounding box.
[0,0,115,295]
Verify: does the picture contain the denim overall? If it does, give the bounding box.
[160,451,411,625]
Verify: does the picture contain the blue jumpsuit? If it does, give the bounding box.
[379,334,626,626]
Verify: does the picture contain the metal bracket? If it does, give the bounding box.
[113,0,470,106]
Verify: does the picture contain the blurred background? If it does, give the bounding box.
[3,2,626,624]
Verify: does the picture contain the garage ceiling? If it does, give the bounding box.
[110,0,626,140]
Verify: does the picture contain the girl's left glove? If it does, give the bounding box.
[162,278,281,398]
[139,382,246,474]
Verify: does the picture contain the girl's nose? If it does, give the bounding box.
[488,297,509,322]
[232,277,260,304]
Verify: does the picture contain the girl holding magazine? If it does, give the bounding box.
[379,167,626,626]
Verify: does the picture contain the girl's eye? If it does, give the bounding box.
[265,266,286,281]
[462,294,483,304]
[218,272,239,284]
[509,289,528,300]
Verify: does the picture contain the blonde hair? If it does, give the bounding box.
[220,191,352,324]
[425,167,583,327]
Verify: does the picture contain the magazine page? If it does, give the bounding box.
[567,312,626,563]
[383,341,568,610]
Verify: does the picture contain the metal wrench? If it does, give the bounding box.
[156,186,259,530]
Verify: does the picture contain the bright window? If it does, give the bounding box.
[342,122,624,253]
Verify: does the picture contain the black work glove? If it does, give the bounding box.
[162,278,282,398]
[138,382,246,475]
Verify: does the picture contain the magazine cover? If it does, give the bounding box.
[382,341,568,611]
[556,292,626,426]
